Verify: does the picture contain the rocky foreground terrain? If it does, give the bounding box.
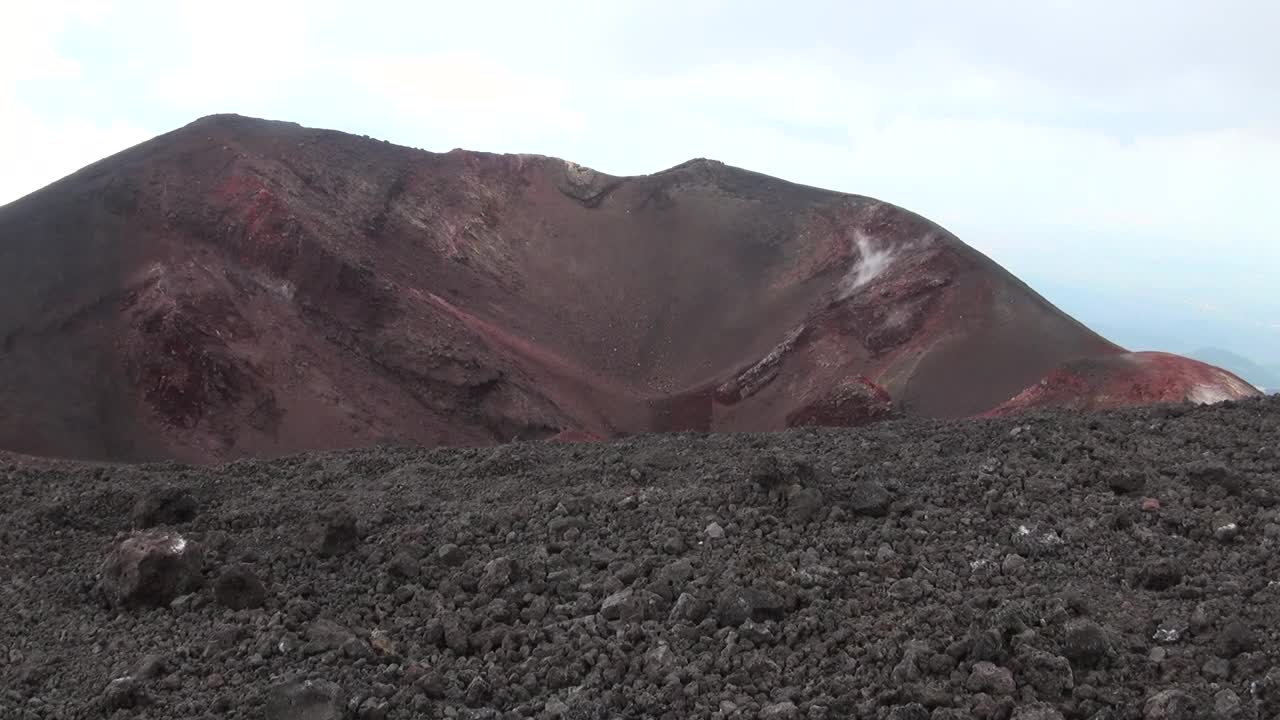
[2,396,1279,719]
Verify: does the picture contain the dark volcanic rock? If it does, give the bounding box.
[130,486,198,528]
[309,509,359,557]
[1063,618,1112,665]
[787,486,825,524]
[715,586,786,626]
[436,543,466,566]
[96,531,204,608]
[1011,704,1065,720]
[265,680,345,720]
[1216,619,1258,658]
[102,676,148,710]
[848,479,892,516]
[1137,559,1185,591]
[966,661,1016,696]
[1143,688,1199,720]
[212,564,267,609]
[1,396,1278,719]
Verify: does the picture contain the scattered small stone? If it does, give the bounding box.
[265,679,345,720]
[1201,657,1230,680]
[599,588,662,623]
[1217,619,1258,658]
[478,556,514,594]
[436,543,466,566]
[669,592,708,624]
[213,564,267,610]
[358,698,389,720]
[1104,469,1146,494]
[369,630,396,656]
[643,643,677,682]
[303,619,355,655]
[387,551,421,579]
[1185,461,1247,495]
[130,486,198,528]
[1254,667,1280,714]
[1063,619,1111,664]
[418,672,448,699]
[102,676,147,710]
[1143,688,1199,720]
[885,703,929,720]
[848,479,891,517]
[788,487,824,524]
[132,654,167,681]
[1012,524,1064,556]
[1010,704,1065,720]
[1016,645,1073,698]
[1153,621,1185,644]
[464,676,490,707]
[442,616,470,655]
[600,588,634,621]
[1137,559,1184,591]
[966,661,1016,696]
[705,522,725,539]
[309,509,359,557]
[760,700,800,720]
[715,587,752,627]
[750,455,814,495]
[887,578,922,601]
[1002,553,1027,575]
[1213,688,1242,718]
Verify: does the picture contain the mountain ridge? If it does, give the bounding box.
[0,114,1258,462]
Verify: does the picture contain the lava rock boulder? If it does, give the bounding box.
[96,530,204,608]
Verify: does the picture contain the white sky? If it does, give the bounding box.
[3,0,1277,361]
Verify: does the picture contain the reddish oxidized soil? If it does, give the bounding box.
[0,115,1259,462]
[988,353,1262,417]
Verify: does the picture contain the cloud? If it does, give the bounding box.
[154,0,319,113]
[0,3,100,85]
[0,1,152,205]
[351,54,586,150]
[601,57,1280,255]
[0,96,151,204]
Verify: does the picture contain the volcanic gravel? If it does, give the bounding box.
[2,397,1279,719]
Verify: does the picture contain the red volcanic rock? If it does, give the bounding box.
[786,376,893,428]
[987,352,1259,416]
[0,115,1260,462]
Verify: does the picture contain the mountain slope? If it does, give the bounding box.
[0,115,1258,461]
[1188,348,1280,392]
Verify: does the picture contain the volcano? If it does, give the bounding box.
[0,115,1258,462]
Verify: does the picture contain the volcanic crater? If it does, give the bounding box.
[0,114,1258,462]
